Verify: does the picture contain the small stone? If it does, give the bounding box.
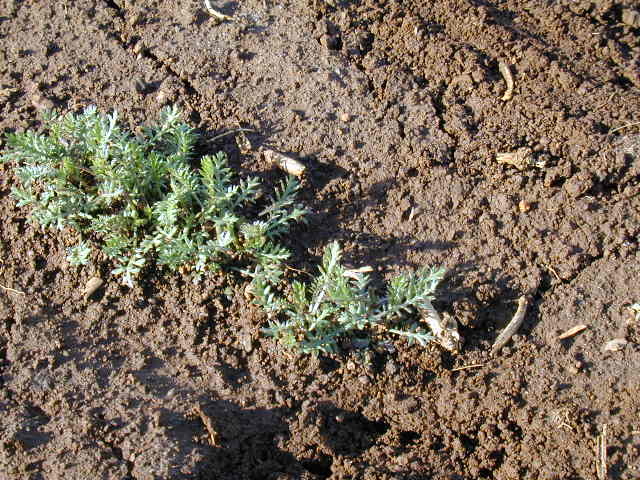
[603,338,628,352]
[240,334,253,353]
[564,171,593,198]
[518,200,532,213]
[128,11,143,26]
[132,42,145,55]
[358,375,371,385]
[621,9,640,28]
[133,79,150,95]
[385,360,399,375]
[340,112,351,122]
[567,365,579,375]
[155,90,169,105]
[31,92,54,111]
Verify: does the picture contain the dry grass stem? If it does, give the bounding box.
[0,284,25,295]
[491,296,528,356]
[558,324,588,340]
[609,121,640,135]
[196,405,221,447]
[499,61,514,101]
[596,424,608,480]
[451,363,484,372]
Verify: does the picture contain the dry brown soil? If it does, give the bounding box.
[1,0,640,478]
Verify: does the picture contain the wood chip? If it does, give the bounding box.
[262,148,306,177]
[82,277,104,301]
[603,338,627,352]
[491,296,528,356]
[558,324,588,340]
[499,60,514,101]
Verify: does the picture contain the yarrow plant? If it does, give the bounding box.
[2,106,451,354]
[1,106,306,286]
[251,241,446,353]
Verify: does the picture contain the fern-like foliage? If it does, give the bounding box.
[2,106,306,286]
[251,241,445,353]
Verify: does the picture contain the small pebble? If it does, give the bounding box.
[621,8,640,27]
[567,365,579,375]
[518,200,532,213]
[358,375,371,385]
[31,92,54,111]
[340,112,351,122]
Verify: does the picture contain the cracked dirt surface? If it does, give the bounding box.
[1,0,640,478]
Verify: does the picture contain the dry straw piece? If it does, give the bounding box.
[491,296,528,356]
[558,324,588,340]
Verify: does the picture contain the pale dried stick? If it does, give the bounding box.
[451,363,484,372]
[558,324,588,340]
[263,148,306,177]
[203,0,232,21]
[0,284,25,295]
[499,61,514,101]
[491,296,528,356]
[596,424,608,480]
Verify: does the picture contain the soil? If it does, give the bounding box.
[1,0,640,478]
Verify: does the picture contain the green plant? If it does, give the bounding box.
[2,106,306,286]
[250,241,445,353]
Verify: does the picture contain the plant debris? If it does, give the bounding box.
[203,0,232,22]
[496,147,546,170]
[262,148,307,177]
[603,338,628,352]
[499,60,514,101]
[558,324,588,340]
[491,295,528,356]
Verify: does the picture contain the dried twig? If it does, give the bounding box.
[491,296,528,356]
[0,284,25,295]
[262,148,306,177]
[343,266,374,279]
[609,121,640,135]
[208,128,255,144]
[596,424,608,480]
[499,61,514,101]
[203,0,232,21]
[558,324,588,340]
[451,363,484,372]
[196,405,221,447]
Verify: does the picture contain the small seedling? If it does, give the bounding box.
[250,241,445,353]
[1,106,306,286]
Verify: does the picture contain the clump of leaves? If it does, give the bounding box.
[1,106,306,286]
[251,241,445,353]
